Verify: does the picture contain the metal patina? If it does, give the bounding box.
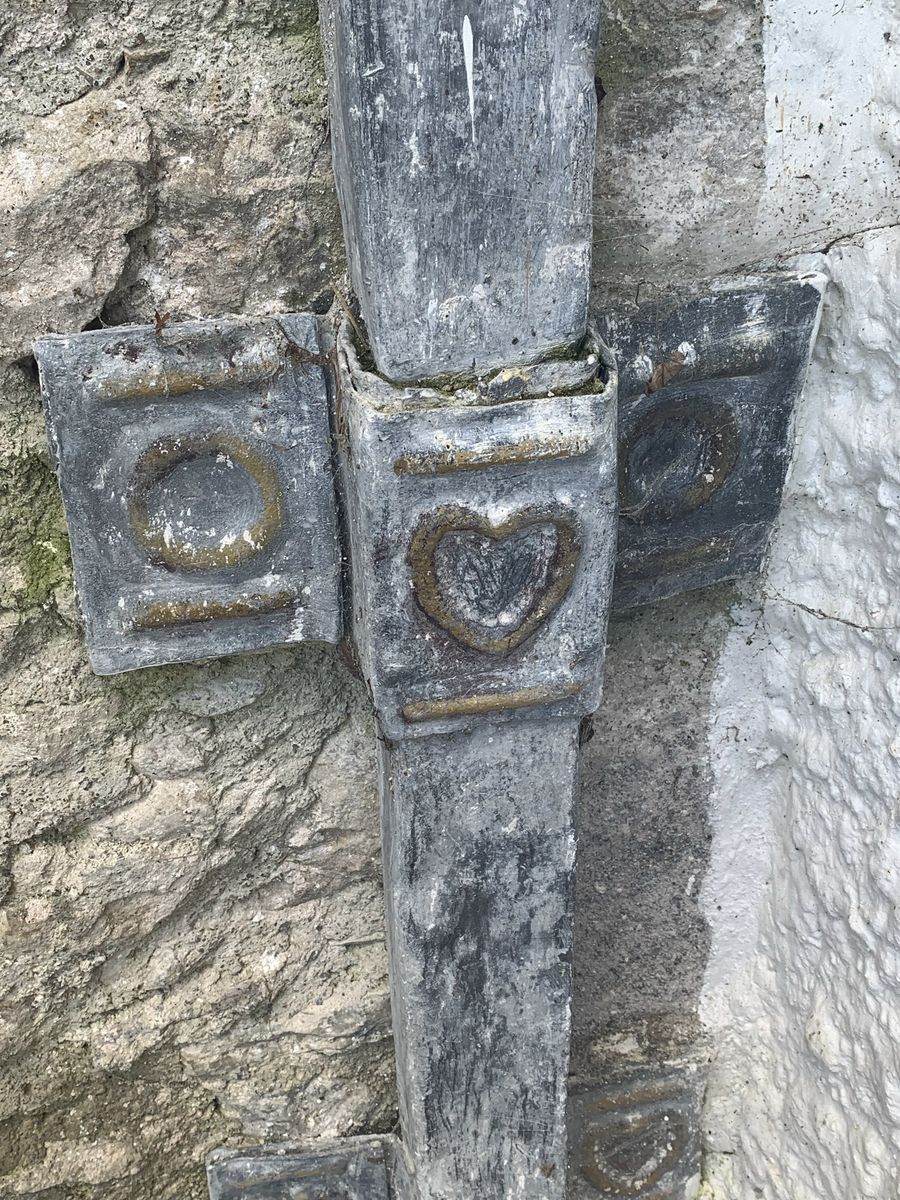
[603,273,825,610]
[127,432,286,572]
[568,1069,705,1200]
[338,318,619,746]
[313,315,619,1199]
[392,435,596,477]
[401,683,584,723]
[132,589,298,631]
[320,0,602,381]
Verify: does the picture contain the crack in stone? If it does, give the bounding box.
[764,591,900,634]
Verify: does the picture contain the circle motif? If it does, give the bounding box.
[128,432,285,571]
[619,397,738,524]
[580,1106,691,1198]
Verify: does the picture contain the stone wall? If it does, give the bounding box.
[1,5,386,1198]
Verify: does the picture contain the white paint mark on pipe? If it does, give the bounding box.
[462,15,476,145]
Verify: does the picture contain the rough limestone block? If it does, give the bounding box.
[35,314,342,673]
[600,271,826,610]
[337,322,618,740]
[0,93,152,364]
[321,0,602,380]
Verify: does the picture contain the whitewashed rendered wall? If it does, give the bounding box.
[697,0,900,1193]
[701,229,900,1200]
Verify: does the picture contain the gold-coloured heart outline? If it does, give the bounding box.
[408,505,580,655]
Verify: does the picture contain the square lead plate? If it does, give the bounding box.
[36,314,341,674]
[207,1138,394,1200]
[600,270,826,611]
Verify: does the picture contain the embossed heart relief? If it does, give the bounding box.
[408,506,580,656]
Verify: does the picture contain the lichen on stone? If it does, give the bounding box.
[0,365,72,612]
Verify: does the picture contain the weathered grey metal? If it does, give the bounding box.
[35,316,342,673]
[319,0,602,381]
[208,1138,394,1200]
[337,320,619,743]
[332,327,618,1198]
[209,1136,418,1200]
[33,276,825,679]
[34,272,826,679]
[382,721,580,1199]
[601,271,826,611]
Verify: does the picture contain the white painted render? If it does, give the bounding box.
[701,228,900,1198]
[755,0,899,257]
[699,0,900,1186]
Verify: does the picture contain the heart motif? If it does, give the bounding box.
[408,505,580,655]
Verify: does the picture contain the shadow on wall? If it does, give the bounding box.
[567,584,738,1200]
[573,583,737,1085]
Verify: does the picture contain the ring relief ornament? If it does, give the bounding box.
[127,432,286,572]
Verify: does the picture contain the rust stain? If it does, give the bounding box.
[645,348,686,395]
[402,683,581,723]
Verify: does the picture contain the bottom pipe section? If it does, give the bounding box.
[381,718,580,1200]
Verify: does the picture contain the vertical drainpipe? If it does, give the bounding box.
[320,1,601,382]
[319,2,617,1197]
